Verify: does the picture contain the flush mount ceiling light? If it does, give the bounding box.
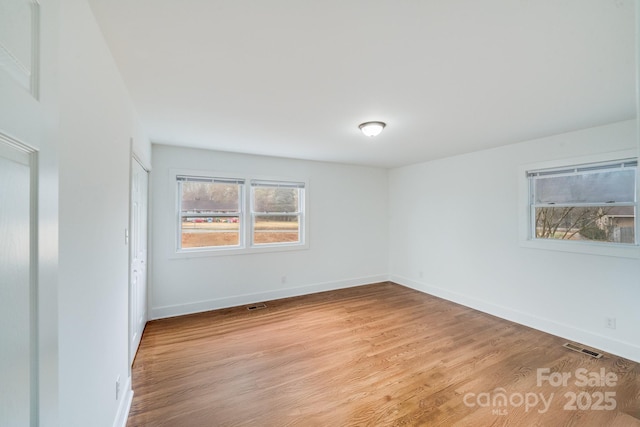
[359,121,386,137]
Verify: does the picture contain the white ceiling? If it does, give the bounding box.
[88,0,636,168]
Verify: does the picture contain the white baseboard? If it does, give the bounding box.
[112,376,133,427]
[390,275,640,364]
[151,275,389,319]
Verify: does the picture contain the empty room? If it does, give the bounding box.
[1,1,639,426]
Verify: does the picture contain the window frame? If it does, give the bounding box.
[176,174,245,252]
[172,169,309,258]
[250,179,306,247]
[519,150,640,259]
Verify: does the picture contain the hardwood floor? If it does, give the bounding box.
[127,282,640,426]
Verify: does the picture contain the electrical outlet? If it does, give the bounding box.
[281,275,287,284]
[605,317,616,330]
[115,376,121,400]
[418,271,424,279]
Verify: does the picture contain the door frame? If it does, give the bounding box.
[0,131,39,425]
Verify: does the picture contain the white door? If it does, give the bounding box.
[0,141,35,426]
[0,1,49,423]
[130,158,148,363]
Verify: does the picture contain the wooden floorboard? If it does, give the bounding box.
[127,282,640,426]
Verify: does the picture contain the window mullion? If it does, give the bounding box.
[243,181,250,248]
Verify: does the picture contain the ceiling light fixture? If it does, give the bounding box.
[359,121,386,137]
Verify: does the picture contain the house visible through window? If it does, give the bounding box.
[528,159,637,245]
[176,174,306,253]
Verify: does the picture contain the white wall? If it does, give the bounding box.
[58,0,150,426]
[151,145,388,318]
[389,120,640,362]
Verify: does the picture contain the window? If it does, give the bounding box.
[177,175,244,250]
[528,159,637,245]
[251,180,305,245]
[175,173,307,254]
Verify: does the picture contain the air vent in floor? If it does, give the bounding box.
[246,303,267,311]
[563,342,603,359]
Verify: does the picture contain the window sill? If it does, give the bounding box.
[520,238,640,259]
[171,242,309,259]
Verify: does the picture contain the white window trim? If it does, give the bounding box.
[518,149,640,259]
[170,169,309,258]
[249,179,306,248]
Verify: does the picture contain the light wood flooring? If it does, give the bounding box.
[127,282,640,426]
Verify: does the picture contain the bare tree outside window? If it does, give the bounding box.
[535,206,634,244]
